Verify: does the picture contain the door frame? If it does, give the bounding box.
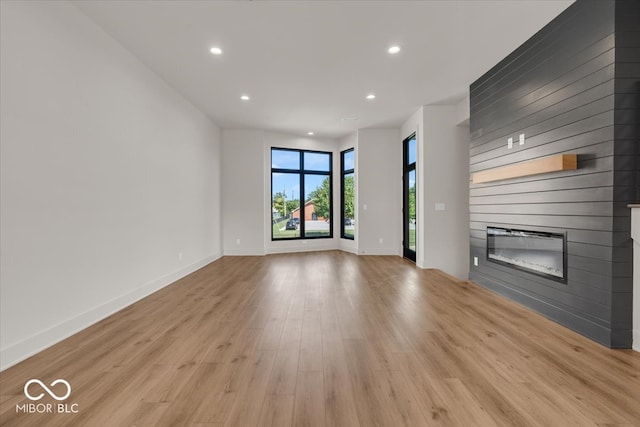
[403,133,416,262]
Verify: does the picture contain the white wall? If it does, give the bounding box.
[0,1,222,370]
[222,130,266,255]
[357,129,402,255]
[401,104,470,279]
[338,133,358,254]
[421,105,469,279]
[455,94,470,126]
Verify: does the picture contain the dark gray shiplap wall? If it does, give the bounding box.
[612,0,640,346]
[469,0,638,348]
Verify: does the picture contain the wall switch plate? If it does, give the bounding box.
[474,256,478,266]
[519,133,525,145]
[435,203,445,211]
[507,137,513,149]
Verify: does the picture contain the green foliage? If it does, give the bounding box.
[286,199,299,215]
[272,192,286,217]
[308,176,331,219]
[343,174,355,219]
[408,184,416,220]
[273,192,300,217]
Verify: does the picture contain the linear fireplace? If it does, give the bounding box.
[487,227,567,283]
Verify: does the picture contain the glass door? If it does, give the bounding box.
[403,133,417,261]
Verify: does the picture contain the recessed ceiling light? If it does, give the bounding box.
[366,94,376,100]
[388,46,401,54]
[307,132,314,136]
[240,95,250,101]
[209,47,223,55]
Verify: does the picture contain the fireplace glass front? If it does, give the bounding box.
[486,227,567,283]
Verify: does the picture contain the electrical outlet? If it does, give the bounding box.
[379,238,384,244]
[473,256,478,266]
[236,238,241,245]
[179,252,183,261]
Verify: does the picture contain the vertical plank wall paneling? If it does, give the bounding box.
[469,0,639,348]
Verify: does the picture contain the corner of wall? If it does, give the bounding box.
[454,94,470,126]
[0,253,220,371]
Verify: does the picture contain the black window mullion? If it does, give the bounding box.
[299,155,305,238]
[342,154,344,239]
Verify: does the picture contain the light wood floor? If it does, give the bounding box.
[1,251,639,426]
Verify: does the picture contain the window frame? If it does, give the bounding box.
[403,133,417,261]
[271,147,333,241]
[340,148,355,240]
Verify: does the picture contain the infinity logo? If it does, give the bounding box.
[24,379,71,401]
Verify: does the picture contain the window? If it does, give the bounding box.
[341,149,355,240]
[271,148,332,240]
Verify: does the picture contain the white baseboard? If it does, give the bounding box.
[0,252,221,371]
[633,330,640,353]
[223,248,266,256]
[339,245,358,255]
[266,243,339,255]
[357,247,401,256]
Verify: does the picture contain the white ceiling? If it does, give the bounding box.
[73,0,574,139]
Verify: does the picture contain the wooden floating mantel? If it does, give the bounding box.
[472,154,577,184]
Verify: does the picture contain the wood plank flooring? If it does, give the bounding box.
[1,251,639,426]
